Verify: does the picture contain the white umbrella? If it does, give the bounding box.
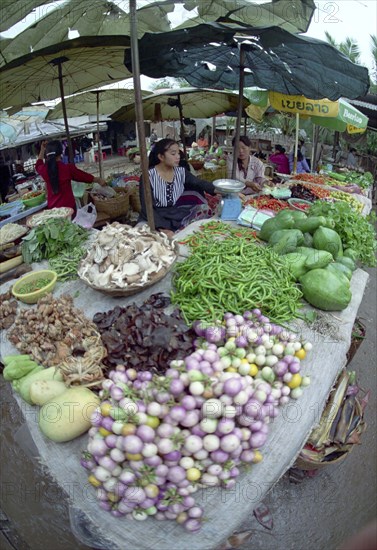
[0,120,108,151]
[0,106,49,145]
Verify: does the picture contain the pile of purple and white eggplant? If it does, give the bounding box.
[81,309,312,532]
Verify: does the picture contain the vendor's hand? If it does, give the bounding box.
[38,140,47,159]
[95,177,107,186]
[159,229,174,239]
[245,180,262,193]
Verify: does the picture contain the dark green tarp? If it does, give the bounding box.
[124,23,370,100]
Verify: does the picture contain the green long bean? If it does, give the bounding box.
[49,247,85,281]
[171,236,302,324]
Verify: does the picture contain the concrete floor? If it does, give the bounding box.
[0,172,376,549]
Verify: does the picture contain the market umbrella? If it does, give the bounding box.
[0,0,173,67]
[111,87,248,122]
[125,23,370,101]
[0,0,51,32]
[111,87,249,155]
[0,37,134,161]
[0,0,316,43]
[46,87,149,178]
[244,89,368,171]
[0,0,174,162]
[245,90,369,133]
[177,0,316,34]
[46,88,149,121]
[126,22,369,176]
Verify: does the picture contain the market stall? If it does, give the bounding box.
[0,210,372,549]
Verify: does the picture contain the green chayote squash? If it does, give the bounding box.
[336,256,356,272]
[312,227,343,259]
[326,262,352,282]
[299,268,352,311]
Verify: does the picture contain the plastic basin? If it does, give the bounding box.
[12,270,58,304]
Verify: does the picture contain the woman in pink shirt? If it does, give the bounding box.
[227,135,266,194]
[269,145,290,174]
[36,140,106,212]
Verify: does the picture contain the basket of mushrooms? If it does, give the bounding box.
[77,223,178,296]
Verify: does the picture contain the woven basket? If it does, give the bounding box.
[200,166,227,182]
[129,186,141,213]
[78,241,179,297]
[90,188,130,218]
[189,160,205,170]
[294,398,365,471]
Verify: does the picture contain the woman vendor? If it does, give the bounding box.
[138,139,216,238]
[269,145,290,174]
[36,140,106,211]
[227,136,266,194]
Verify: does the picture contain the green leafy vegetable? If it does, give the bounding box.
[344,171,374,190]
[21,218,88,264]
[308,201,377,267]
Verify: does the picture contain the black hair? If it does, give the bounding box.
[350,148,357,153]
[148,138,177,168]
[45,140,63,194]
[232,135,251,148]
[297,151,304,162]
[232,136,252,175]
[275,144,285,153]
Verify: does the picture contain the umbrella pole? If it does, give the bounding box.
[212,116,216,147]
[311,124,316,172]
[231,46,246,179]
[130,0,155,231]
[96,92,104,180]
[293,113,299,174]
[176,95,187,159]
[54,58,74,163]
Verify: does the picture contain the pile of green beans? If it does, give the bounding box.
[171,236,303,324]
[49,247,85,282]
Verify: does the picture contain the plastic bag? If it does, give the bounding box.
[91,182,116,197]
[73,202,97,229]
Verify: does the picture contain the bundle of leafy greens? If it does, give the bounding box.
[21,218,88,264]
[309,200,377,267]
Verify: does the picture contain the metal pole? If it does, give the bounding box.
[232,45,245,179]
[130,0,155,230]
[96,92,104,179]
[293,113,299,174]
[177,95,187,159]
[311,124,316,172]
[53,58,74,162]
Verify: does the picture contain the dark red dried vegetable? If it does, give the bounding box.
[93,293,195,374]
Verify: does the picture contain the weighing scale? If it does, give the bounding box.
[213,179,244,220]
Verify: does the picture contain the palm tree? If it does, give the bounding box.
[325,32,361,64]
[370,34,377,87]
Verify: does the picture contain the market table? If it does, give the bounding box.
[0,201,47,229]
[0,220,370,550]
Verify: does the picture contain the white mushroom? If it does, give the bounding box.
[95,265,114,287]
[98,231,114,247]
[94,244,108,264]
[122,263,140,276]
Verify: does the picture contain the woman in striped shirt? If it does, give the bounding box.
[139,139,216,238]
